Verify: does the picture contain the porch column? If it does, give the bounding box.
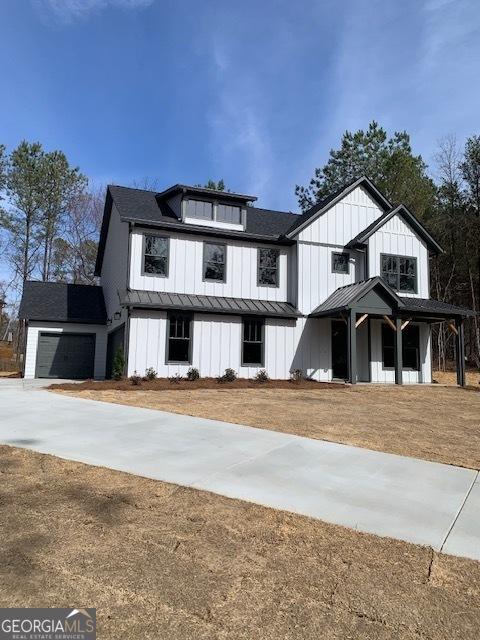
[347,309,357,384]
[455,318,466,387]
[394,317,403,385]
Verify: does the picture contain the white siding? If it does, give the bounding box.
[368,214,430,298]
[295,186,385,314]
[129,229,290,302]
[128,312,330,381]
[100,204,129,330]
[297,186,385,245]
[24,322,107,379]
[297,244,364,314]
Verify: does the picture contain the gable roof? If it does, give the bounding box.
[310,277,404,317]
[19,281,106,324]
[346,204,443,254]
[285,176,392,238]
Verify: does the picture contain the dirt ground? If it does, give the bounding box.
[56,383,480,470]
[433,369,480,386]
[1,445,479,640]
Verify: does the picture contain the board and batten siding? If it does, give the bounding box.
[367,213,429,298]
[100,204,130,330]
[129,229,290,302]
[24,322,107,379]
[127,311,337,381]
[295,186,385,314]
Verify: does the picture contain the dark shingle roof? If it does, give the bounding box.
[19,281,106,324]
[108,185,298,238]
[120,289,301,318]
[346,204,443,254]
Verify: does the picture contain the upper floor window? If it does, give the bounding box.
[167,312,192,363]
[332,252,350,274]
[381,254,417,293]
[185,199,213,220]
[258,248,279,287]
[242,317,264,366]
[203,243,226,282]
[143,235,169,276]
[217,203,241,224]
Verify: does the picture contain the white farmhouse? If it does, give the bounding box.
[19,177,473,385]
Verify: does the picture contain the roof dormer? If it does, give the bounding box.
[157,184,257,232]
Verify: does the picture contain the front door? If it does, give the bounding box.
[331,320,348,380]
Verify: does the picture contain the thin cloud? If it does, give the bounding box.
[33,0,154,24]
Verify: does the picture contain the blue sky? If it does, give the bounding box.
[1,0,479,214]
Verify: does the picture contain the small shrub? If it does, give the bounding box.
[290,368,303,383]
[187,367,200,381]
[254,369,269,383]
[168,373,183,384]
[145,367,157,381]
[130,371,142,386]
[111,346,125,380]
[218,367,237,383]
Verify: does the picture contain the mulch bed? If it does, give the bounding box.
[49,377,344,392]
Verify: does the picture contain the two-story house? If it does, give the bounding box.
[19,176,474,385]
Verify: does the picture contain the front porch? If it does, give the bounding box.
[311,277,474,386]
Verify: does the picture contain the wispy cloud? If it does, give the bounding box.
[33,0,154,24]
[207,35,274,203]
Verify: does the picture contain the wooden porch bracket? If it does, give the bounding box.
[448,321,459,336]
[355,313,369,328]
[401,319,411,331]
[383,315,396,331]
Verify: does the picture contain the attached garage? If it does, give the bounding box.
[35,332,96,379]
[19,281,107,380]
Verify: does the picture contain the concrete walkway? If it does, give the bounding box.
[0,379,478,561]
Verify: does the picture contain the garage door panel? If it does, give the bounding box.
[36,333,95,379]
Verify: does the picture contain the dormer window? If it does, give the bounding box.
[185,199,213,220]
[183,197,244,229]
[216,203,241,224]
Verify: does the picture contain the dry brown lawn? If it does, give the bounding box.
[433,369,480,386]
[1,445,479,640]
[56,383,480,470]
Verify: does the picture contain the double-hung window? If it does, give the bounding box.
[167,313,192,363]
[382,323,420,370]
[242,318,264,366]
[143,235,169,276]
[381,254,417,293]
[258,248,279,287]
[203,243,226,282]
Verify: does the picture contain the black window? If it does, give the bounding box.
[144,235,169,276]
[217,204,241,224]
[382,323,420,370]
[332,252,350,274]
[203,243,226,282]
[185,199,213,220]
[381,254,417,293]
[167,313,192,363]
[258,248,279,287]
[242,318,264,366]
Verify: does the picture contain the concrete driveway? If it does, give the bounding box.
[0,378,478,560]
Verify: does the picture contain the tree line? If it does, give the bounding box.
[1,125,478,369]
